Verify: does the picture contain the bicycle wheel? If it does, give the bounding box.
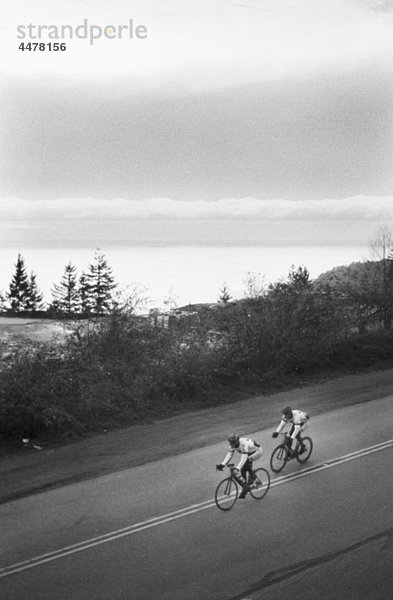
[215,477,239,511]
[270,444,289,473]
[296,436,313,464]
[249,468,270,500]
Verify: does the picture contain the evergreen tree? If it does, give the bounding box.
[218,282,232,304]
[86,251,117,314]
[7,254,30,312]
[287,265,312,292]
[51,262,80,315]
[25,272,44,312]
[0,290,6,312]
[79,272,92,315]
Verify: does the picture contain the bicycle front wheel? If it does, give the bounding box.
[215,477,238,511]
[296,436,313,464]
[249,468,270,500]
[270,444,289,473]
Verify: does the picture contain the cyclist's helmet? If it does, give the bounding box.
[228,433,240,447]
[283,406,293,419]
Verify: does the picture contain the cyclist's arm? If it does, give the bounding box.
[276,418,286,434]
[291,424,301,439]
[221,448,234,466]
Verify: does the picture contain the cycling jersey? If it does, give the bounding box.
[276,409,309,439]
[222,437,261,471]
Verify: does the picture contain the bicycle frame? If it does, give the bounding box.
[227,464,248,488]
[270,432,313,473]
[215,461,271,510]
[280,432,303,456]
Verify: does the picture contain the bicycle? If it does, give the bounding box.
[270,433,313,473]
[214,463,270,511]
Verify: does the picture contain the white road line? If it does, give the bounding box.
[1,438,392,579]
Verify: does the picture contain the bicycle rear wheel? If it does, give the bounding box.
[215,477,238,511]
[249,468,270,500]
[270,444,289,473]
[296,436,313,463]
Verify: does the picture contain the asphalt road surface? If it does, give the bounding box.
[1,396,393,600]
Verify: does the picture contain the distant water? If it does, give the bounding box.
[0,245,370,309]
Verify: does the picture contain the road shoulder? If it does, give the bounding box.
[1,368,393,504]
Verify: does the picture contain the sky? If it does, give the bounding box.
[1,0,393,247]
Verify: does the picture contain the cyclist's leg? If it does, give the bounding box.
[300,420,309,435]
[239,458,254,497]
[298,422,309,453]
[241,458,253,484]
[248,449,263,482]
[287,425,296,454]
[287,425,295,443]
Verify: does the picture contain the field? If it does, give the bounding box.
[0,317,72,358]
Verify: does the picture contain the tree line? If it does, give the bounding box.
[1,226,393,441]
[2,226,393,329]
[218,225,393,335]
[0,251,117,316]
[2,258,393,442]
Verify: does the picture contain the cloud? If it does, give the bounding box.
[2,195,393,222]
[364,0,393,12]
[0,223,38,229]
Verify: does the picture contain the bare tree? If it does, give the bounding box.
[115,283,151,314]
[243,271,266,299]
[163,286,179,311]
[370,226,393,329]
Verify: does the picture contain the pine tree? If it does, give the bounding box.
[0,291,6,313]
[86,251,117,314]
[25,272,44,312]
[51,262,80,315]
[7,254,30,313]
[79,272,92,315]
[218,282,232,304]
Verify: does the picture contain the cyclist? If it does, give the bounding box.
[216,434,262,499]
[272,406,309,455]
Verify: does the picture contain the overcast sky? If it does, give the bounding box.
[1,0,393,245]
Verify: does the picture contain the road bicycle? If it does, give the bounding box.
[270,432,313,473]
[214,463,270,511]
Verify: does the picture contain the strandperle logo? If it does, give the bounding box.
[17,19,148,46]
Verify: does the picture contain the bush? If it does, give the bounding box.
[0,313,232,438]
[0,298,391,441]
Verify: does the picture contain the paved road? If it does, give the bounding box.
[3,368,393,505]
[1,397,393,600]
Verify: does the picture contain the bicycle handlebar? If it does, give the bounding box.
[226,463,241,471]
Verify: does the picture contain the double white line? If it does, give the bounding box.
[1,438,392,579]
